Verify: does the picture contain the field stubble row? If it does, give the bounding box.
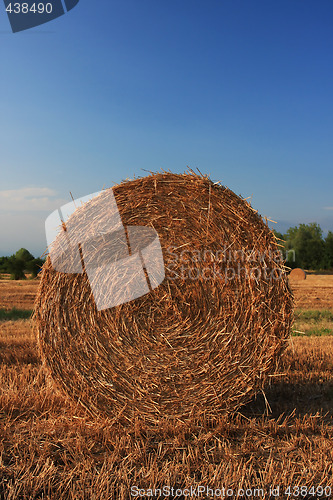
[0,276,333,498]
[1,273,333,310]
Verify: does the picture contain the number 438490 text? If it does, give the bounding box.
[6,3,53,14]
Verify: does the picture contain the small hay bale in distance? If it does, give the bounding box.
[289,268,307,281]
[35,171,294,425]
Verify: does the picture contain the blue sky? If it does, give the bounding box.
[0,0,332,256]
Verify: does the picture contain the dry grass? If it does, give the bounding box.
[0,320,37,365]
[289,274,333,310]
[0,279,38,310]
[0,320,333,498]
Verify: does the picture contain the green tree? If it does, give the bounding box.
[26,257,44,278]
[0,256,9,272]
[15,248,34,263]
[284,223,325,270]
[0,249,44,279]
[324,231,333,269]
[7,256,26,280]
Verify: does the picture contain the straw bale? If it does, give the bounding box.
[289,268,307,281]
[34,171,294,425]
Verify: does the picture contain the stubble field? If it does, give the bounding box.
[0,275,333,499]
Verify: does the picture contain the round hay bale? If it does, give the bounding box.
[35,171,293,425]
[289,268,306,280]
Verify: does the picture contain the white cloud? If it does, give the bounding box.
[323,207,333,211]
[0,212,47,257]
[0,187,68,212]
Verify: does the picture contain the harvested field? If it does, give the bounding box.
[289,274,333,310]
[0,274,333,498]
[0,278,38,310]
[0,319,333,498]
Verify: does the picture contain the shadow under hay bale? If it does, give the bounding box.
[34,171,294,425]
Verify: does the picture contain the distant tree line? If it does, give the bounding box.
[274,223,333,271]
[0,248,45,280]
[0,223,332,279]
